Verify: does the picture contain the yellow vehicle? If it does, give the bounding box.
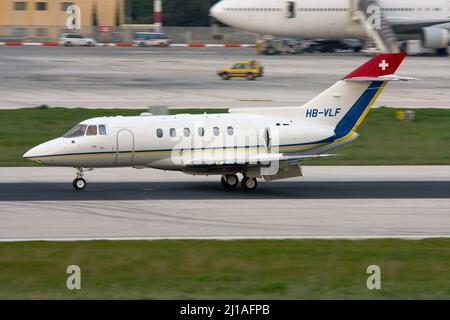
[217,61,264,80]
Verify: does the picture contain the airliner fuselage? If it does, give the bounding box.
[211,0,450,43]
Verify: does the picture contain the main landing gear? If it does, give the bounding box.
[221,174,258,191]
[221,174,239,189]
[241,177,258,191]
[72,168,91,191]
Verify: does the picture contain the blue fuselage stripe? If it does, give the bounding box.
[27,140,335,159]
[334,81,383,139]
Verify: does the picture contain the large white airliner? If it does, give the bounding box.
[211,0,450,50]
[24,53,410,191]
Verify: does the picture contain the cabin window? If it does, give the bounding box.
[213,127,220,136]
[198,127,205,137]
[227,126,234,136]
[170,128,176,137]
[86,125,98,136]
[63,124,87,138]
[184,128,191,137]
[99,125,107,135]
[156,128,163,138]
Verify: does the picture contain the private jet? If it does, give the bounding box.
[24,53,410,191]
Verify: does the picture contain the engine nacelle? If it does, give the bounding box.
[421,27,449,49]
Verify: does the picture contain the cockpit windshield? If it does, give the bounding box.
[63,124,87,138]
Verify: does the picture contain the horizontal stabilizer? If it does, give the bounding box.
[345,75,421,82]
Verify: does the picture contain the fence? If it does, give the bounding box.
[0,25,260,44]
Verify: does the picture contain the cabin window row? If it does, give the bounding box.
[223,7,442,13]
[156,126,234,139]
[225,8,283,12]
[298,8,348,12]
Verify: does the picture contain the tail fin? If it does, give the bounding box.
[342,53,406,80]
[301,53,406,140]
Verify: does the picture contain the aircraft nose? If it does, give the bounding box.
[23,144,46,161]
[23,148,34,159]
[23,138,64,162]
[210,1,224,20]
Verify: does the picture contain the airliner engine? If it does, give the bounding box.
[421,27,449,49]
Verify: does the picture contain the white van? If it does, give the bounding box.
[133,32,171,47]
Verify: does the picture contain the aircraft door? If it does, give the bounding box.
[286,1,297,19]
[264,128,272,151]
[116,129,135,165]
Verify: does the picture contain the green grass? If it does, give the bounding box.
[0,107,449,166]
[319,107,450,165]
[0,240,449,300]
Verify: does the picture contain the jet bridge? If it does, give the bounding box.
[350,0,399,53]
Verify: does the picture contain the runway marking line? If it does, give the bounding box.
[1,235,450,242]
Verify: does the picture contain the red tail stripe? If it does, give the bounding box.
[342,53,406,80]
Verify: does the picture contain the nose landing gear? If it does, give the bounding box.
[73,168,92,191]
[73,178,87,190]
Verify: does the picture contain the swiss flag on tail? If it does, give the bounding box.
[342,53,407,80]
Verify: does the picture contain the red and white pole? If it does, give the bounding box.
[154,0,162,32]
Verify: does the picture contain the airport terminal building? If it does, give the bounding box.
[0,0,257,44]
[0,0,124,40]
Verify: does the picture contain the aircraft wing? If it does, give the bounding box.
[388,17,450,34]
[183,153,337,173]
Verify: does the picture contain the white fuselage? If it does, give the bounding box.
[24,113,339,172]
[211,0,450,39]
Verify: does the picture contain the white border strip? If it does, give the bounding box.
[0,42,255,48]
[23,42,42,46]
[1,235,450,242]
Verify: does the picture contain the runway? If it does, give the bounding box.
[0,46,449,110]
[1,166,449,241]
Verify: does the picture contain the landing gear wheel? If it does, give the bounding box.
[241,177,258,191]
[73,178,87,191]
[221,175,239,189]
[436,48,449,56]
[266,47,276,55]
